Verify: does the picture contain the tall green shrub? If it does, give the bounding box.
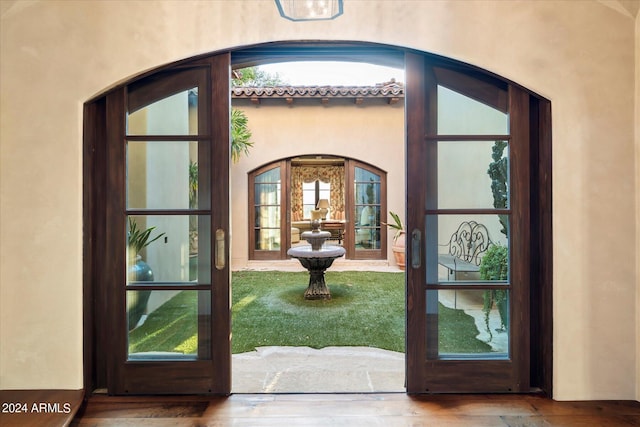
[488,140,508,237]
[479,245,508,341]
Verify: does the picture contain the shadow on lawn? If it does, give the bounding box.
[128,271,491,356]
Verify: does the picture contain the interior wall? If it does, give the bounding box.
[0,0,637,400]
[635,4,640,403]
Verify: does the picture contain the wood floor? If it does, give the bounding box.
[70,393,640,426]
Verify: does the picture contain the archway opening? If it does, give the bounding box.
[83,41,552,397]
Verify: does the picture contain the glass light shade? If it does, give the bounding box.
[275,0,343,21]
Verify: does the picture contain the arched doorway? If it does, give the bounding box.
[248,156,388,261]
[83,41,552,396]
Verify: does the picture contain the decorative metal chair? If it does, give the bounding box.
[446,221,493,266]
[438,221,494,281]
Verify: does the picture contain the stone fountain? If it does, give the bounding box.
[287,220,346,300]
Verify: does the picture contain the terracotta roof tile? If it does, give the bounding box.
[232,81,404,99]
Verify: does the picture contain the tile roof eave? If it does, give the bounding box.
[231,84,404,99]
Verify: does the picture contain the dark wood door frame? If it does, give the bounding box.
[83,41,552,397]
[404,51,552,394]
[84,53,231,395]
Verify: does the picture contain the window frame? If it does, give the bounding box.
[345,159,387,260]
[248,160,289,260]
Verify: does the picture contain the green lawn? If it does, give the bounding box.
[128,270,491,355]
[231,271,405,353]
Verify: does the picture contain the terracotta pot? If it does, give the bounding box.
[391,231,406,270]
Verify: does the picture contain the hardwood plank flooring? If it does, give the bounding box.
[71,393,640,426]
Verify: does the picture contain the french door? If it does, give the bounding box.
[96,54,231,394]
[405,52,533,393]
[85,44,550,396]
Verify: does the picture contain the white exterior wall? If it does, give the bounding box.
[0,0,638,400]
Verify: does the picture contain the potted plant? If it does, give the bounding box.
[127,218,165,330]
[384,211,406,270]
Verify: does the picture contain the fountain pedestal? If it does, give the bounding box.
[287,220,345,300]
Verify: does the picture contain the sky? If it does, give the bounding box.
[258,61,404,86]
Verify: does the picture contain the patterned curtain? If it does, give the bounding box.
[291,165,345,221]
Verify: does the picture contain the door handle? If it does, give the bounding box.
[411,229,421,269]
[215,229,225,270]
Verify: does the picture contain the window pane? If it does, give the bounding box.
[127,141,206,210]
[128,290,210,360]
[426,289,509,358]
[438,86,508,135]
[301,181,332,220]
[255,184,281,206]
[355,226,380,249]
[355,183,380,205]
[254,184,280,205]
[127,88,197,136]
[426,214,509,283]
[127,215,210,284]
[354,166,382,251]
[355,205,381,249]
[255,167,281,183]
[254,206,280,228]
[437,140,509,210]
[254,228,280,250]
[302,182,316,218]
[253,167,281,252]
[318,181,331,200]
[355,167,380,182]
[355,205,380,226]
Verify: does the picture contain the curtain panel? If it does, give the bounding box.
[291,165,345,221]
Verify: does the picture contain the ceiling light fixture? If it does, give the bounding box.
[274,0,343,21]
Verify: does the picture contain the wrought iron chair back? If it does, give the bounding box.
[446,221,493,266]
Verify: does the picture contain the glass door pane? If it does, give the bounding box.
[354,166,381,251]
[427,288,509,358]
[127,290,211,360]
[253,166,282,251]
[127,87,198,136]
[437,140,509,210]
[125,140,213,364]
[126,215,211,284]
[426,214,509,284]
[437,85,509,135]
[426,71,512,367]
[127,141,209,210]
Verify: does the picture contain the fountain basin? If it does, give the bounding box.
[287,245,345,259]
[287,245,345,300]
[300,229,331,251]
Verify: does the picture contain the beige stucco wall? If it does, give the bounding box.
[231,99,405,268]
[0,0,637,400]
[635,3,640,402]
